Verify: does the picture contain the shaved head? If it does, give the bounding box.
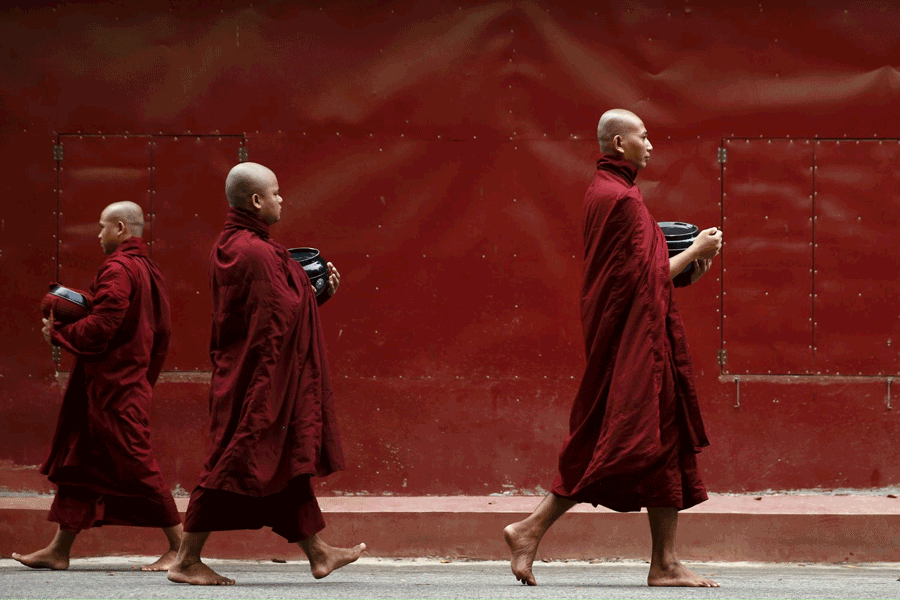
[98,201,145,254]
[597,109,644,153]
[225,161,283,225]
[101,201,144,236]
[596,108,653,169]
[225,162,277,209]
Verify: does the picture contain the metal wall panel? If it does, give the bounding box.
[151,136,243,371]
[702,379,898,492]
[3,1,900,494]
[813,140,900,376]
[722,139,814,375]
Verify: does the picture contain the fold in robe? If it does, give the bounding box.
[551,155,709,512]
[195,208,344,499]
[42,237,179,530]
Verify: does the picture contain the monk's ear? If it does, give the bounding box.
[612,134,625,154]
[250,193,262,210]
[116,220,127,236]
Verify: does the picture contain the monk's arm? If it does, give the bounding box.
[52,263,131,356]
[669,248,699,282]
[669,227,722,285]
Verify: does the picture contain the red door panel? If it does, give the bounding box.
[813,140,900,376]
[722,139,814,375]
[151,136,244,372]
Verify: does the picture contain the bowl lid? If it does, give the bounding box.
[287,247,320,264]
[658,221,699,241]
[49,284,88,307]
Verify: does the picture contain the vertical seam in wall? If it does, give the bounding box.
[55,134,61,283]
[811,140,817,369]
[149,137,154,259]
[719,137,726,374]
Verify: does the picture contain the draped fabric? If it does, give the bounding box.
[196,208,344,498]
[551,155,709,512]
[42,237,179,530]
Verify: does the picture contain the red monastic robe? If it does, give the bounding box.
[196,208,344,498]
[550,155,709,512]
[43,237,179,528]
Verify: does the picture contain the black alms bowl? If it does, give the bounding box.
[288,247,329,297]
[41,283,92,323]
[658,221,698,276]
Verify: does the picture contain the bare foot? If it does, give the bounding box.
[308,542,366,579]
[504,521,539,586]
[167,560,235,586]
[12,548,69,570]
[139,549,178,571]
[648,560,719,587]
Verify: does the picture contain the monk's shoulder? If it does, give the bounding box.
[222,231,281,278]
[97,256,135,286]
[585,175,641,214]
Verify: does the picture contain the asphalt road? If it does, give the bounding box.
[2,557,899,599]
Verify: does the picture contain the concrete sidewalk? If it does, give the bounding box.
[3,494,900,563]
[2,557,900,599]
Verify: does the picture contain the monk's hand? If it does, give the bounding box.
[692,227,722,260]
[41,310,53,346]
[326,262,340,295]
[690,258,712,284]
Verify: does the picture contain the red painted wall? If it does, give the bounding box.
[1,1,898,497]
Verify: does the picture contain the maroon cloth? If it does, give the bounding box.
[50,484,179,533]
[42,237,179,529]
[550,155,709,512]
[184,476,325,543]
[195,208,344,498]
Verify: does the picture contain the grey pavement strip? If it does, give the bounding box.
[1,557,899,599]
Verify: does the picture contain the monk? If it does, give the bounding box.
[168,162,366,586]
[13,201,182,571]
[504,109,724,587]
